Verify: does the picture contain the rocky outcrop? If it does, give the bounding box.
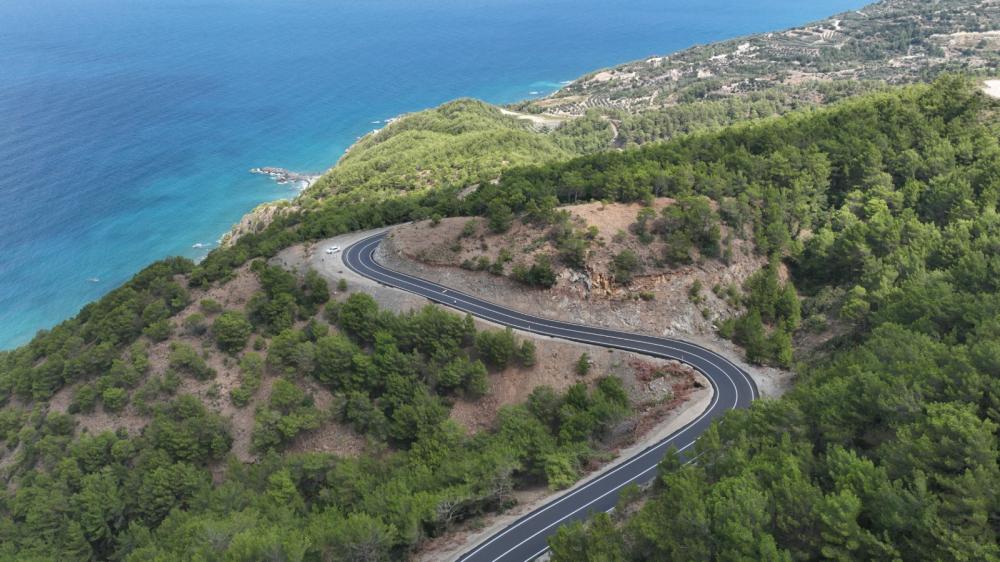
[250,167,319,187]
[220,200,297,247]
[220,167,324,247]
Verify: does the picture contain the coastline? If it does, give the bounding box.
[218,97,558,247]
[0,0,881,350]
[221,112,410,247]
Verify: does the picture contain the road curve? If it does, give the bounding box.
[343,231,758,562]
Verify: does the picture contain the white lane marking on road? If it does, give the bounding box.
[490,439,699,562]
[347,235,742,558]
[345,234,757,561]
[357,238,742,409]
[353,234,758,403]
[523,547,549,562]
[350,233,759,405]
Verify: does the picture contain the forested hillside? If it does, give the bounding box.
[301,99,579,202]
[230,0,1000,247]
[0,263,635,559]
[3,35,1000,557]
[526,0,1000,116]
[525,76,1000,560]
[224,99,608,244]
[510,0,1000,152]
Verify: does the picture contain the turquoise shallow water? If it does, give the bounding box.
[0,0,867,349]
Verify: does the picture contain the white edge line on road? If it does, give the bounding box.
[490,440,697,562]
[344,233,758,562]
[354,234,758,402]
[348,234,742,560]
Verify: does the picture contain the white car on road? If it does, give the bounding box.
[325,246,340,255]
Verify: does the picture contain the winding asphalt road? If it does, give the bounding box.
[343,231,759,562]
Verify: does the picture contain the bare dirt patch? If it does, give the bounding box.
[983,79,1000,99]
[416,367,713,562]
[448,327,706,434]
[299,228,728,562]
[383,211,789,397]
[284,227,429,315]
[48,384,148,438]
[44,256,371,463]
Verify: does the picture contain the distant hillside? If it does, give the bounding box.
[301,99,576,202]
[504,0,1000,150]
[225,99,611,244]
[524,0,1000,117]
[5,74,998,562]
[6,0,1000,556]
[227,0,1000,246]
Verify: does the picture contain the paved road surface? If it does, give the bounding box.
[343,232,758,562]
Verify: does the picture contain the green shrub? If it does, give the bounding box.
[169,343,216,380]
[340,391,388,439]
[162,370,182,394]
[611,250,640,284]
[251,379,323,452]
[230,353,264,407]
[71,383,99,414]
[544,450,579,490]
[212,311,253,353]
[229,387,253,408]
[338,293,379,343]
[143,319,173,342]
[518,340,537,367]
[512,255,557,288]
[102,387,128,413]
[487,201,513,233]
[200,299,223,314]
[145,394,232,463]
[476,327,517,368]
[300,270,330,314]
[183,313,208,336]
[688,279,703,302]
[436,356,490,397]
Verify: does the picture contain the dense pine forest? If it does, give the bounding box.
[532,77,1000,560]
[2,74,1000,560]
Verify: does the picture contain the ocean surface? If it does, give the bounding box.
[0,0,867,349]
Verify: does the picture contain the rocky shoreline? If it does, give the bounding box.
[220,167,322,248]
[250,166,320,188]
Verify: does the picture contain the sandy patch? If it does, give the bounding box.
[277,227,428,316]
[498,108,568,130]
[983,79,1000,99]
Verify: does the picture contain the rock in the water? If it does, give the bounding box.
[250,167,319,187]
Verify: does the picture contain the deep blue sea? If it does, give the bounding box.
[0,0,867,349]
